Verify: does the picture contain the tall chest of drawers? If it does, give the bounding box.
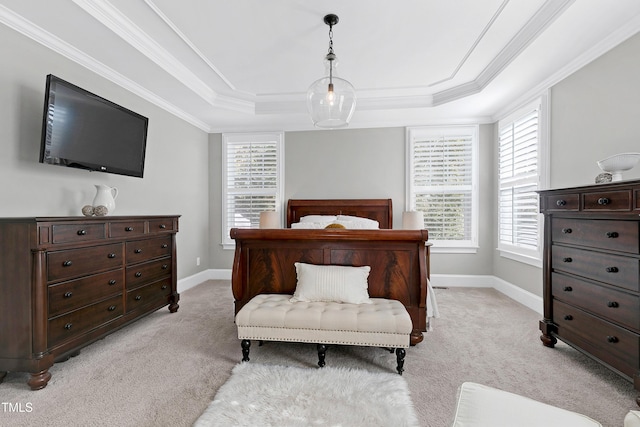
[539,181,640,404]
[0,215,180,390]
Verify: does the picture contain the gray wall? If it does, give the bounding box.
[0,23,211,280]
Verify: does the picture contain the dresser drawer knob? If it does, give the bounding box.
[606,267,619,273]
[564,315,573,321]
[125,226,134,232]
[64,323,73,330]
[161,285,168,290]
[597,197,610,205]
[159,224,167,229]
[562,257,572,263]
[62,260,73,267]
[607,336,619,343]
[162,264,169,270]
[561,228,572,234]
[63,291,73,298]
[607,301,619,308]
[107,305,117,311]
[135,295,142,301]
[563,286,572,292]
[556,200,566,206]
[77,229,87,236]
[135,272,142,278]
[606,231,619,238]
[161,244,168,249]
[134,249,142,254]
[108,253,116,259]
[109,279,117,285]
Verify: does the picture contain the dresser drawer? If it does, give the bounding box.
[48,269,124,317]
[552,245,639,292]
[554,300,639,378]
[148,218,176,233]
[109,221,146,238]
[48,294,123,347]
[552,218,639,253]
[47,243,124,282]
[51,223,106,244]
[583,190,632,211]
[126,278,172,313]
[543,194,579,211]
[126,257,171,289]
[552,273,640,330]
[126,236,172,265]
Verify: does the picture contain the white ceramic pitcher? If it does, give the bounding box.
[92,184,118,214]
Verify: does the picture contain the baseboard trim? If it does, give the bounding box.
[431,274,543,315]
[178,270,543,315]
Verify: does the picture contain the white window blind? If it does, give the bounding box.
[407,126,478,250]
[222,132,283,247]
[498,100,542,260]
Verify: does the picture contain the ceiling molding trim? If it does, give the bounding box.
[431,0,575,106]
[143,0,250,96]
[0,4,211,132]
[492,13,640,122]
[72,0,254,114]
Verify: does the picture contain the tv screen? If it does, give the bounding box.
[39,74,148,178]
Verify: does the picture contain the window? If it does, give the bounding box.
[498,97,548,266]
[222,132,284,248]
[406,125,478,252]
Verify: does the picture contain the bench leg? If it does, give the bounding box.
[317,343,327,368]
[396,348,406,375]
[241,339,251,362]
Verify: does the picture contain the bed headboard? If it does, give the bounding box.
[286,199,393,229]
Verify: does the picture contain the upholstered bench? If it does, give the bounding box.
[235,293,412,374]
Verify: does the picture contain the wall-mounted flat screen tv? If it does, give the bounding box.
[39,74,148,178]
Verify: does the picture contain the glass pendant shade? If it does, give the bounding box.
[307,74,356,128]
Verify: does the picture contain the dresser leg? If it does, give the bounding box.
[27,369,51,390]
[540,333,557,348]
[168,294,180,313]
[0,371,7,383]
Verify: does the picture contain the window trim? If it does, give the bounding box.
[406,125,479,253]
[496,93,549,267]
[221,131,284,249]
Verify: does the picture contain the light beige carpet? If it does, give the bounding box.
[0,281,636,427]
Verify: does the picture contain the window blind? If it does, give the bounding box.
[408,126,477,246]
[498,108,540,251]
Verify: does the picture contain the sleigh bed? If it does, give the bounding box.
[230,199,431,345]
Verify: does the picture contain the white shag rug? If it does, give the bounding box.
[193,363,420,427]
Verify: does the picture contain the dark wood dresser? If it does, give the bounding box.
[0,215,180,390]
[539,180,640,404]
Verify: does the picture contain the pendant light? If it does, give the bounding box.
[306,14,356,129]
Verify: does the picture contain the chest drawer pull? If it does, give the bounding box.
[564,315,573,320]
[161,244,168,249]
[62,260,73,267]
[125,227,134,232]
[77,229,87,236]
[64,323,73,330]
[107,253,116,259]
[162,264,169,270]
[134,249,142,254]
[161,284,168,290]
[606,266,619,273]
[63,291,73,298]
[562,257,572,263]
[607,335,619,343]
[159,224,167,229]
[135,295,142,301]
[556,200,566,206]
[607,301,620,308]
[606,231,619,238]
[135,272,142,278]
[108,305,117,311]
[109,279,117,285]
[563,286,572,292]
[561,228,572,234]
[597,197,610,205]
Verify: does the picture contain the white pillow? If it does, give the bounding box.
[299,215,337,223]
[336,215,379,229]
[291,222,324,229]
[291,262,372,304]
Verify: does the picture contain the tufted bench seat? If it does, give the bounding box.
[235,294,412,374]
